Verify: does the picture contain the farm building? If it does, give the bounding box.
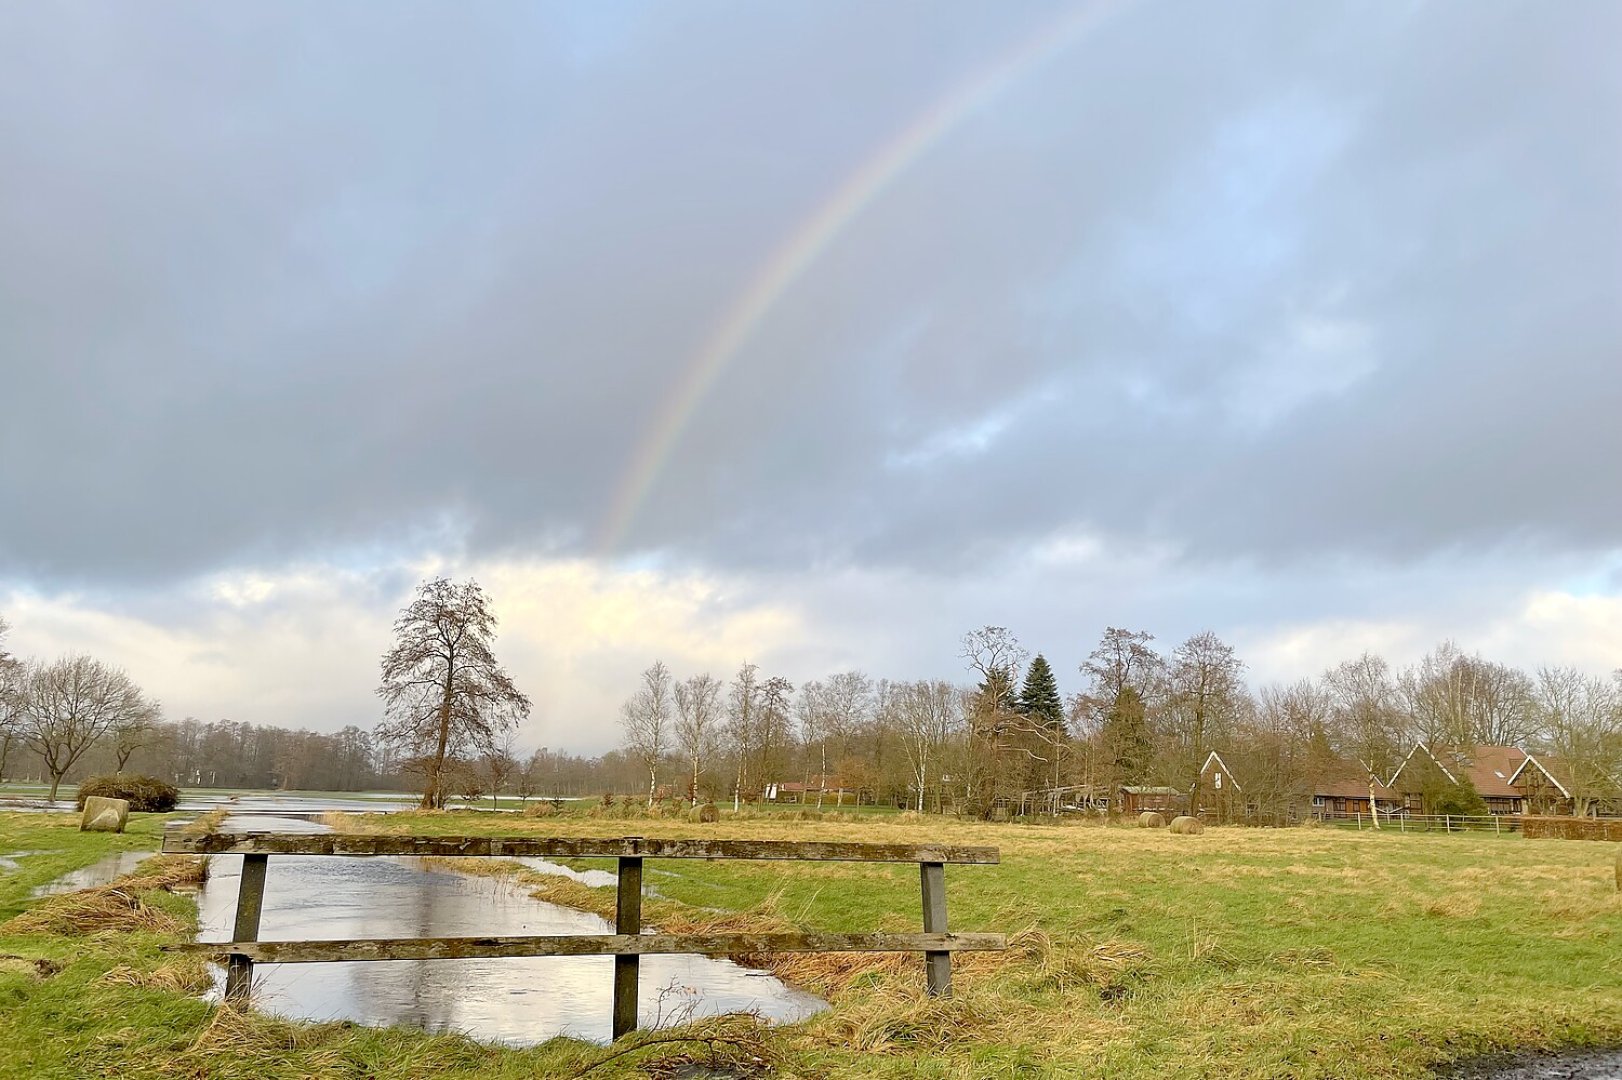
[1194,751,1246,821]
[1507,751,1580,815]
[1386,743,1578,816]
[1312,766,1402,818]
[1117,785,1183,815]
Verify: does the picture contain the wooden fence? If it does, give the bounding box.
[1328,812,1521,834]
[162,832,1004,1039]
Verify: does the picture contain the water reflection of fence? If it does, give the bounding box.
[162,833,1004,1040]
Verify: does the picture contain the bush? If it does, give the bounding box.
[75,774,180,813]
[1432,780,1488,817]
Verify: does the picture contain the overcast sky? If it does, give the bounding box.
[2,1,1619,754]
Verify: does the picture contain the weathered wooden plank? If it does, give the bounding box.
[161,833,1001,864]
[612,856,642,1040]
[223,853,268,1004]
[166,931,1007,963]
[919,861,951,997]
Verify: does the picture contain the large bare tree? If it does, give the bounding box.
[886,679,961,813]
[674,672,721,805]
[1532,666,1622,816]
[725,662,760,810]
[1400,642,1535,749]
[14,655,159,800]
[376,578,530,810]
[621,661,672,805]
[1167,631,1247,806]
[1322,653,1403,827]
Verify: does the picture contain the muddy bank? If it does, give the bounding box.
[1444,1049,1622,1079]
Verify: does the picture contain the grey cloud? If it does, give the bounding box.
[1,1,1618,589]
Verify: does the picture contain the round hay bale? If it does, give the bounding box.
[686,803,719,824]
[1137,812,1166,828]
[1169,815,1204,835]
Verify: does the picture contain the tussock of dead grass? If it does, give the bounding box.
[101,958,214,995]
[1,855,205,936]
[1425,894,1483,919]
[1007,927,1153,999]
[176,809,229,836]
[168,1001,503,1078]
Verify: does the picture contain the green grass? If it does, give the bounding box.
[0,809,1617,1078]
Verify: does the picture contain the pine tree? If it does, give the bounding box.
[1018,654,1064,730]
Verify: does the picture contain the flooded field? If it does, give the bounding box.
[30,850,153,896]
[192,815,825,1044]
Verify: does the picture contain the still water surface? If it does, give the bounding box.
[192,815,825,1045]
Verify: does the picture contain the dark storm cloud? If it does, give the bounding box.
[2,1,1618,585]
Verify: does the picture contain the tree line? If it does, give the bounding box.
[4,590,1620,816]
[613,625,1622,817]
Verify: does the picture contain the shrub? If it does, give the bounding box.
[75,774,180,813]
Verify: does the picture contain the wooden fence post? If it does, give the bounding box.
[920,861,950,997]
[612,856,643,1040]
[225,853,268,1004]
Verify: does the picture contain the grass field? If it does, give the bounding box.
[0,809,1617,1078]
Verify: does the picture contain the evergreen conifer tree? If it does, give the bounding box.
[1018,654,1065,730]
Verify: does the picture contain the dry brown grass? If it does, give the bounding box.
[0,855,205,937]
[100,958,214,995]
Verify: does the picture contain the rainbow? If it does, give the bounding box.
[595,0,1126,553]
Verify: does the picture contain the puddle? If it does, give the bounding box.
[516,858,619,888]
[192,814,826,1044]
[0,851,53,872]
[30,851,154,896]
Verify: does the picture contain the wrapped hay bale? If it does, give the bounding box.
[1169,815,1204,835]
[80,796,129,833]
[1137,812,1166,828]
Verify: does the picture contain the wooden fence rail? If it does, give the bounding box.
[162,832,1003,1040]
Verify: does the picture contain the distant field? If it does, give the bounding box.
[0,809,1617,1078]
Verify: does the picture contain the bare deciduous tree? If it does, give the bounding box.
[884,679,961,812]
[484,736,518,809]
[1323,653,1403,828]
[674,672,721,805]
[1167,631,1247,805]
[725,662,760,810]
[621,661,673,805]
[1533,666,1622,817]
[1400,642,1536,749]
[0,616,20,782]
[375,578,531,810]
[14,655,158,800]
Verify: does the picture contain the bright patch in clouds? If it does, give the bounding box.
[3,559,805,753]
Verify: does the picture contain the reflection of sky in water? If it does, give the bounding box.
[515,857,618,888]
[30,850,153,895]
[194,816,825,1045]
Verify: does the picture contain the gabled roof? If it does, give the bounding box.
[1389,743,1526,799]
[1198,750,1243,792]
[1507,753,1571,798]
[1315,773,1399,801]
[1313,755,1399,800]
